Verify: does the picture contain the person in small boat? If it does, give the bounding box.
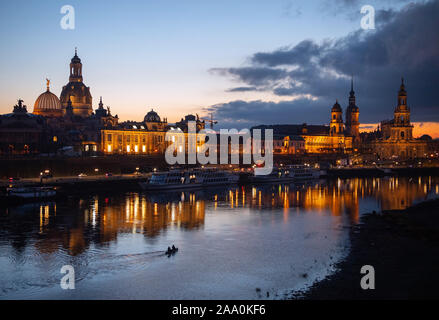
[172,245,177,252]
[166,246,172,254]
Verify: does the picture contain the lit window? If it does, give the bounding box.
[142,145,146,153]
[134,145,139,153]
[107,145,112,152]
[127,145,131,153]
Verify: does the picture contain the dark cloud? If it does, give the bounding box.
[252,40,322,67]
[205,99,332,129]
[210,67,288,86]
[226,86,259,92]
[209,0,439,128]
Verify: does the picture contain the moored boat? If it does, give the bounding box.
[6,186,56,199]
[250,165,322,183]
[287,165,322,180]
[139,168,239,191]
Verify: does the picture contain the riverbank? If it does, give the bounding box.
[299,198,439,299]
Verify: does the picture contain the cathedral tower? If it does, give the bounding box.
[345,77,360,143]
[391,78,413,140]
[330,100,344,136]
[60,49,93,117]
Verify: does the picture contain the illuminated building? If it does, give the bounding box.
[370,78,428,159]
[33,79,63,118]
[60,49,93,117]
[253,82,356,154]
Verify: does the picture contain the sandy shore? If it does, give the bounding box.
[300,198,439,300]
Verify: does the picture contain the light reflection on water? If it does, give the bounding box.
[0,176,438,299]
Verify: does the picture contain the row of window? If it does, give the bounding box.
[106,133,164,144]
[107,145,156,153]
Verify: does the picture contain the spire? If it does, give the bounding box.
[397,76,408,110]
[350,75,354,94]
[75,47,77,56]
[399,76,406,93]
[99,96,104,109]
[46,78,50,91]
[348,75,357,108]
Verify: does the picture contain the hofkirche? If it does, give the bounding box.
[0,50,429,160]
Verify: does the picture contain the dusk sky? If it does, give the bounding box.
[1,0,438,136]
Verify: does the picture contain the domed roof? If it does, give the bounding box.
[60,82,92,100]
[35,90,61,111]
[34,81,62,116]
[332,100,342,112]
[144,109,161,122]
[71,48,81,64]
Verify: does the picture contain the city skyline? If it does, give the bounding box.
[1,0,438,137]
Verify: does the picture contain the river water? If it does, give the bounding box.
[1,176,438,299]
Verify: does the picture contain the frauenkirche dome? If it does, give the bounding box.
[59,49,93,117]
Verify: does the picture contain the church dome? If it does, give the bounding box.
[144,109,161,122]
[33,80,63,117]
[71,53,81,64]
[332,100,342,112]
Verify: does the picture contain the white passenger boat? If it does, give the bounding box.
[287,165,321,181]
[250,165,321,183]
[6,186,56,199]
[193,168,239,186]
[250,167,291,183]
[139,168,239,191]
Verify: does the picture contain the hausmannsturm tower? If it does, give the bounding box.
[345,77,360,144]
[60,49,93,117]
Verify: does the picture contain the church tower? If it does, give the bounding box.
[345,77,360,143]
[391,78,413,140]
[330,100,344,136]
[60,48,93,117]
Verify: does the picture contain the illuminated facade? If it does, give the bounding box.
[254,83,356,154]
[371,79,428,159]
[102,128,166,154]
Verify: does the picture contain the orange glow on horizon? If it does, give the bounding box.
[361,122,439,139]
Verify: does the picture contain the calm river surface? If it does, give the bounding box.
[1,176,439,299]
